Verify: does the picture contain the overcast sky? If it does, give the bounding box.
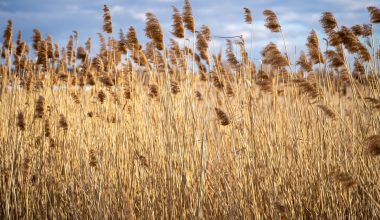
[0,0,378,60]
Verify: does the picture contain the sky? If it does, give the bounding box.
[0,0,378,61]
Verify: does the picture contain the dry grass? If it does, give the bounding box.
[1,1,380,219]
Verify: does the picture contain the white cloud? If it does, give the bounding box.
[111,5,125,14]
[128,9,146,22]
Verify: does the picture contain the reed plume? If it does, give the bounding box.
[35,96,45,119]
[340,26,360,54]
[89,149,98,167]
[118,29,128,54]
[98,90,106,104]
[215,107,230,126]
[261,42,288,69]
[263,10,281,32]
[16,111,25,131]
[317,104,336,119]
[353,59,365,76]
[195,91,203,101]
[103,5,113,34]
[127,26,140,51]
[296,51,313,72]
[362,24,372,37]
[148,84,159,98]
[368,6,380,23]
[183,0,195,33]
[66,35,74,65]
[171,6,185,38]
[320,12,337,34]
[32,29,42,52]
[44,119,51,137]
[77,47,87,62]
[37,40,48,71]
[3,20,13,50]
[243,7,253,24]
[226,39,239,70]
[200,25,211,41]
[306,30,324,64]
[145,12,164,50]
[170,80,180,94]
[196,32,209,64]
[365,135,380,156]
[59,114,68,131]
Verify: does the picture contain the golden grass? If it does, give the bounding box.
[1,1,380,219]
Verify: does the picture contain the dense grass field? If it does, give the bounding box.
[1,1,380,219]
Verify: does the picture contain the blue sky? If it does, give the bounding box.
[0,0,378,60]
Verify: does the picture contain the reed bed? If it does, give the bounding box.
[1,1,380,219]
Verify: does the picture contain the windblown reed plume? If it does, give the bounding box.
[226,83,235,97]
[196,32,209,64]
[293,78,320,100]
[226,39,239,70]
[362,24,372,37]
[94,57,105,72]
[148,84,159,98]
[145,12,164,50]
[340,26,360,54]
[366,135,380,156]
[215,107,230,126]
[332,172,357,189]
[200,25,211,42]
[3,20,13,50]
[368,6,380,23]
[317,104,336,119]
[89,149,98,167]
[16,111,25,131]
[77,47,87,62]
[59,114,68,131]
[99,74,114,87]
[98,90,106,104]
[44,119,51,137]
[37,40,48,71]
[325,49,344,68]
[35,96,45,119]
[296,51,313,72]
[126,26,140,51]
[183,0,195,33]
[243,7,253,24]
[118,29,128,54]
[170,80,180,94]
[46,35,54,59]
[263,10,281,32]
[353,59,365,76]
[195,91,203,100]
[261,42,288,68]
[171,6,184,38]
[320,12,337,34]
[103,5,113,34]
[306,30,324,64]
[32,29,42,52]
[85,37,92,53]
[66,35,74,65]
